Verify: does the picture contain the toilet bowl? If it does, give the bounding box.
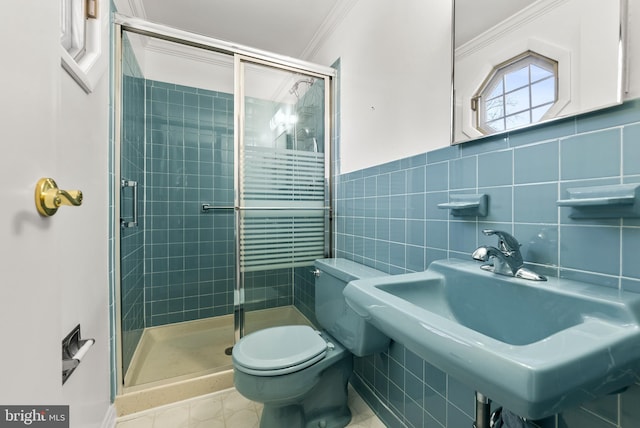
[232,258,390,428]
[234,326,352,427]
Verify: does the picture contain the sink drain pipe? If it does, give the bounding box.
[473,392,491,428]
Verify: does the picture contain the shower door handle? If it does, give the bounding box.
[121,179,138,228]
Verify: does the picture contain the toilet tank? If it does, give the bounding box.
[314,258,390,356]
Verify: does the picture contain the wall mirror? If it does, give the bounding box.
[453,0,626,144]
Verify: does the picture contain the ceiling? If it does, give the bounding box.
[115,0,343,59]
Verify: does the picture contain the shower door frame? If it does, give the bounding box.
[233,55,333,341]
[113,14,335,393]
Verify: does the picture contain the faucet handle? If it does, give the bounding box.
[482,229,521,252]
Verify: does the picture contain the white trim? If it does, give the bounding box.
[145,38,233,70]
[61,0,109,93]
[299,0,361,61]
[61,48,93,93]
[112,0,147,20]
[100,405,117,428]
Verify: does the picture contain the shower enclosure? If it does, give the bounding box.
[114,16,334,392]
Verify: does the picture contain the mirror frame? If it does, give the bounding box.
[451,0,628,145]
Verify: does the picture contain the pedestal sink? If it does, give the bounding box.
[343,258,640,419]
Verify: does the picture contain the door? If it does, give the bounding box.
[117,29,237,387]
[0,1,111,426]
[235,58,331,338]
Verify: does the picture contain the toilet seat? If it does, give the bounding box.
[233,325,328,376]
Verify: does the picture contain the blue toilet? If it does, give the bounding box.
[232,258,390,428]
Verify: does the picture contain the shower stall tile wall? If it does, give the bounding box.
[144,79,235,327]
[336,99,640,428]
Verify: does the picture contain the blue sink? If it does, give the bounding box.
[343,258,640,419]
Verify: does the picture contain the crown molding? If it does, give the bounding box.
[128,0,147,19]
[299,0,361,61]
[455,0,568,60]
[113,0,147,18]
[144,38,233,69]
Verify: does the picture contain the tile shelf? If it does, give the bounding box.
[557,183,640,218]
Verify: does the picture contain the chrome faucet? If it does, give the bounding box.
[472,229,546,281]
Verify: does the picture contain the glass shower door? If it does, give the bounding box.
[236,59,330,338]
[118,29,237,389]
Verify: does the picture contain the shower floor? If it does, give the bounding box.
[124,306,314,390]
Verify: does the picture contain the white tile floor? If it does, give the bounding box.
[116,385,385,428]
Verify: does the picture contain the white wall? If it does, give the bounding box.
[309,0,453,174]
[0,2,112,427]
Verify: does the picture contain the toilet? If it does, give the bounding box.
[232,258,390,428]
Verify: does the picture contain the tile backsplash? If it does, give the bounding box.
[335,99,640,428]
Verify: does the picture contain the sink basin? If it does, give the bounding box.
[343,258,640,419]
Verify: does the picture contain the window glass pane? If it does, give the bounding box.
[530,64,553,82]
[486,119,505,132]
[504,66,529,92]
[531,78,555,107]
[487,80,504,99]
[504,87,530,116]
[506,112,531,129]
[532,104,552,122]
[484,97,504,121]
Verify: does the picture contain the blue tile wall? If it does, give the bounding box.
[294,266,319,325]
[243,269,293,311]
[144,79,236,326]
[335,99,640,428]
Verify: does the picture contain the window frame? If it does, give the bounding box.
[472,51,559,135]
[60,0,106,93]
[61,0,87,60]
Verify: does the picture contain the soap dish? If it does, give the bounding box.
[557,183,640,218]
[438,194,488,217]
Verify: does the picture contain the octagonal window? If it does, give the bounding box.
[473,51,558,134]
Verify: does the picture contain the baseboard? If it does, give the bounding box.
[100,404,117,428]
